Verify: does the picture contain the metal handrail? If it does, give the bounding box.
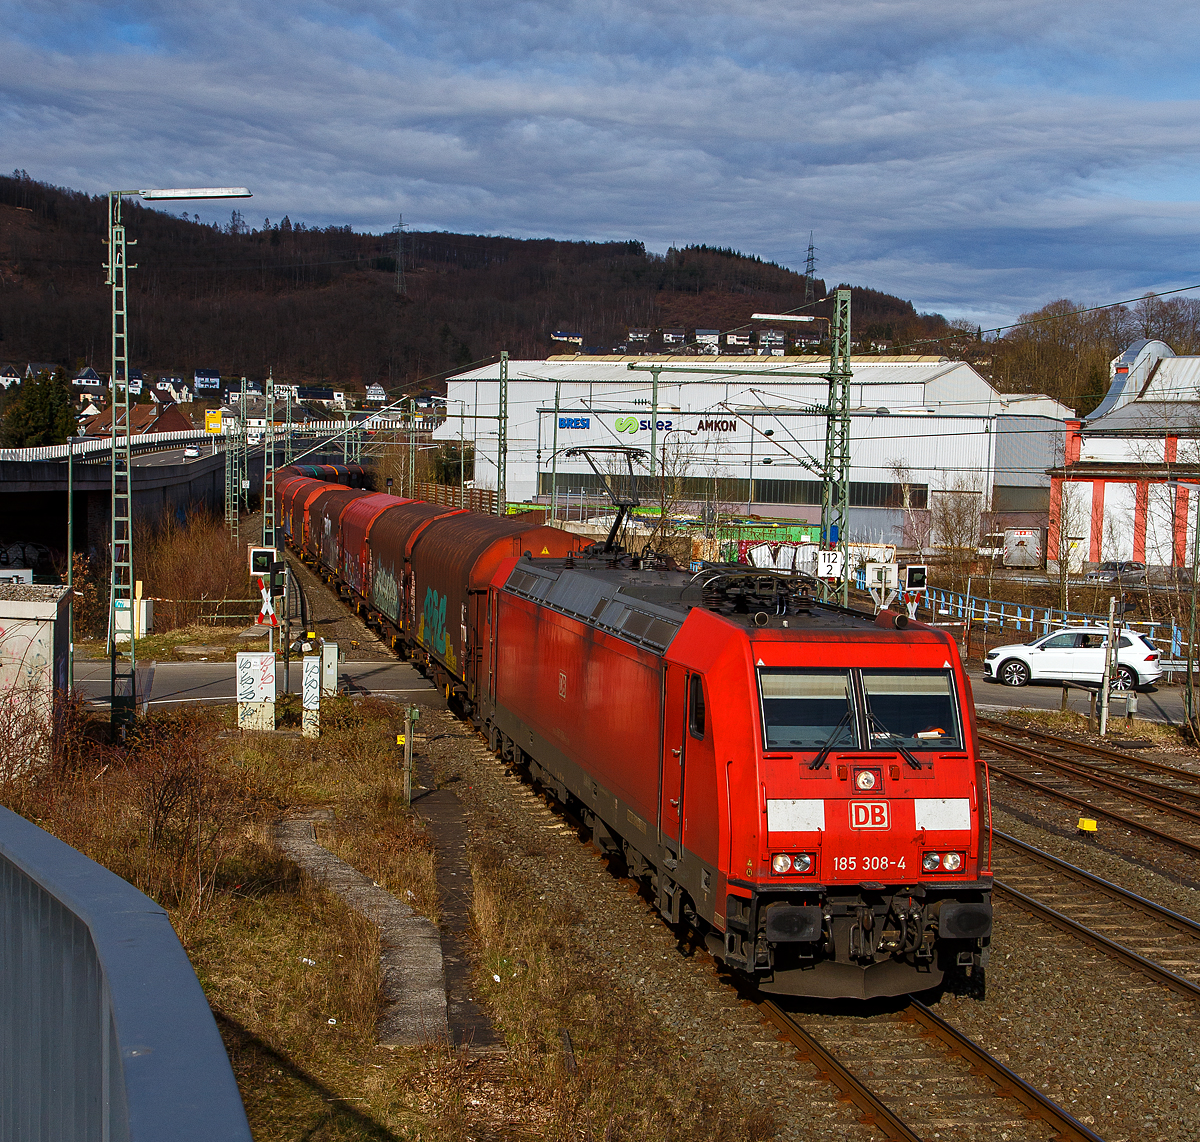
[0,806,252,1142]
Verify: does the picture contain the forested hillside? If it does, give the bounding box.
[0,171,954,394]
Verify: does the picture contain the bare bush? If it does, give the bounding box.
[931,476,983,592]
[136,506,254,630]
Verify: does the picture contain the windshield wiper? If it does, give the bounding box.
[809,710,852,770]
[867,712,923,770]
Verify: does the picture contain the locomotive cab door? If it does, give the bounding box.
[660,663,688,854]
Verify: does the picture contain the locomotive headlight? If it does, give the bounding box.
[793,853,813,873]
[854,770,877,791]
[922,852,941,871]
[942,852,964,872]
[771,853,793,874]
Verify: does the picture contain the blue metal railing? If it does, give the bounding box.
[0,806,251,1142]
[852,571,1186,657]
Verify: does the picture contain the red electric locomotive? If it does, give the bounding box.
[481,553,992,1000]
[273,472,990,999]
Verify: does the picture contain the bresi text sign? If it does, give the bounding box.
[848,801,889,829]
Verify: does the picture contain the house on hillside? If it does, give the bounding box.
[661,329,686,347]
[152,377,192,403]
[365,383,387,405]
[72,366,104,390]
[0,364,20,390]
[723,332,751,350]
[84,403,194,437]
[25,362,62,380]
[77,397,105,422]
[757,329,785,355]
[109,367,143,396]
[694,330,719,353]
[296,386,346,409]
[194,369,221,394]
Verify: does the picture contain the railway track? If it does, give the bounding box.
[979,719,1200,792]
[992,830,1200,1002]
[977,723,1200,865]
[761,999,1103,1142]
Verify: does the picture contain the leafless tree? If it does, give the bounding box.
[887,458,932,555]
[930,475,983,592]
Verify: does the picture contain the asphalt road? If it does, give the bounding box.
[74,657,1188,727]
[131,444,216,467]
[967,667,1187,725]
[74,659,442,711]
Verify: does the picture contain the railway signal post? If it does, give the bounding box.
[401,704,420,805]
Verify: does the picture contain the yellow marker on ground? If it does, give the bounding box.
[1077,817,1098,833]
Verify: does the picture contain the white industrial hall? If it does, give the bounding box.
[436,355,1073,543]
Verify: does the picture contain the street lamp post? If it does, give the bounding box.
[105,186,251,730]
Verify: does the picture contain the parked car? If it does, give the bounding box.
[982,626,1162,690]
[182,445,201,458]
[1085,560,1145,585]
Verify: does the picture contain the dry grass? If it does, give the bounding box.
[2,697,780,1141]
[0,702,443,1139]
[986,705,1195,752]
[470,847,777,1142]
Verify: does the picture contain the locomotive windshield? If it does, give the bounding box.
[862,670,961,751]
[759,670,859,751]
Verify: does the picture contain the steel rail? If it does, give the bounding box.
[981,734,1200,823]
[758,1001,922,1142]
[902,1001,1106,1142]
[995,830,1200,937]
[992,879,1200,1002]
[978,717,1200,787]
[988,765,1200,859]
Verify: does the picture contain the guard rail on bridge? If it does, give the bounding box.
[0,429,217,463]
[0,419,402,464]
[0,806,251,1142]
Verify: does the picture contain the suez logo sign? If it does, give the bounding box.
[848,801,890,829]
[613,416,737,434]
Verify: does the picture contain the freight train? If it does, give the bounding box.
[275,466,993,1000]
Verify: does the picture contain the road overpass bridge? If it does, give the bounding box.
[1,428,351,562]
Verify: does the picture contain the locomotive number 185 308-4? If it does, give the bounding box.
[831,855,907,872]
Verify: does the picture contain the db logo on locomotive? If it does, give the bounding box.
[848,801,890,829]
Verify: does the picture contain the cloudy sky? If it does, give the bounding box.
[4,0,1200,324]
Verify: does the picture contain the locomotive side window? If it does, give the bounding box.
[688,673,706,738]
[758,670,858,751]
[861,670,961,750]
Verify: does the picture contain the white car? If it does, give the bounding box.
[182,446,201,458]
[983,626,1162,691]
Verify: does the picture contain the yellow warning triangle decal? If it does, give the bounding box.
[541,546,549,554]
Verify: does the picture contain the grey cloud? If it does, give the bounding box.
[3,1,1200,321]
